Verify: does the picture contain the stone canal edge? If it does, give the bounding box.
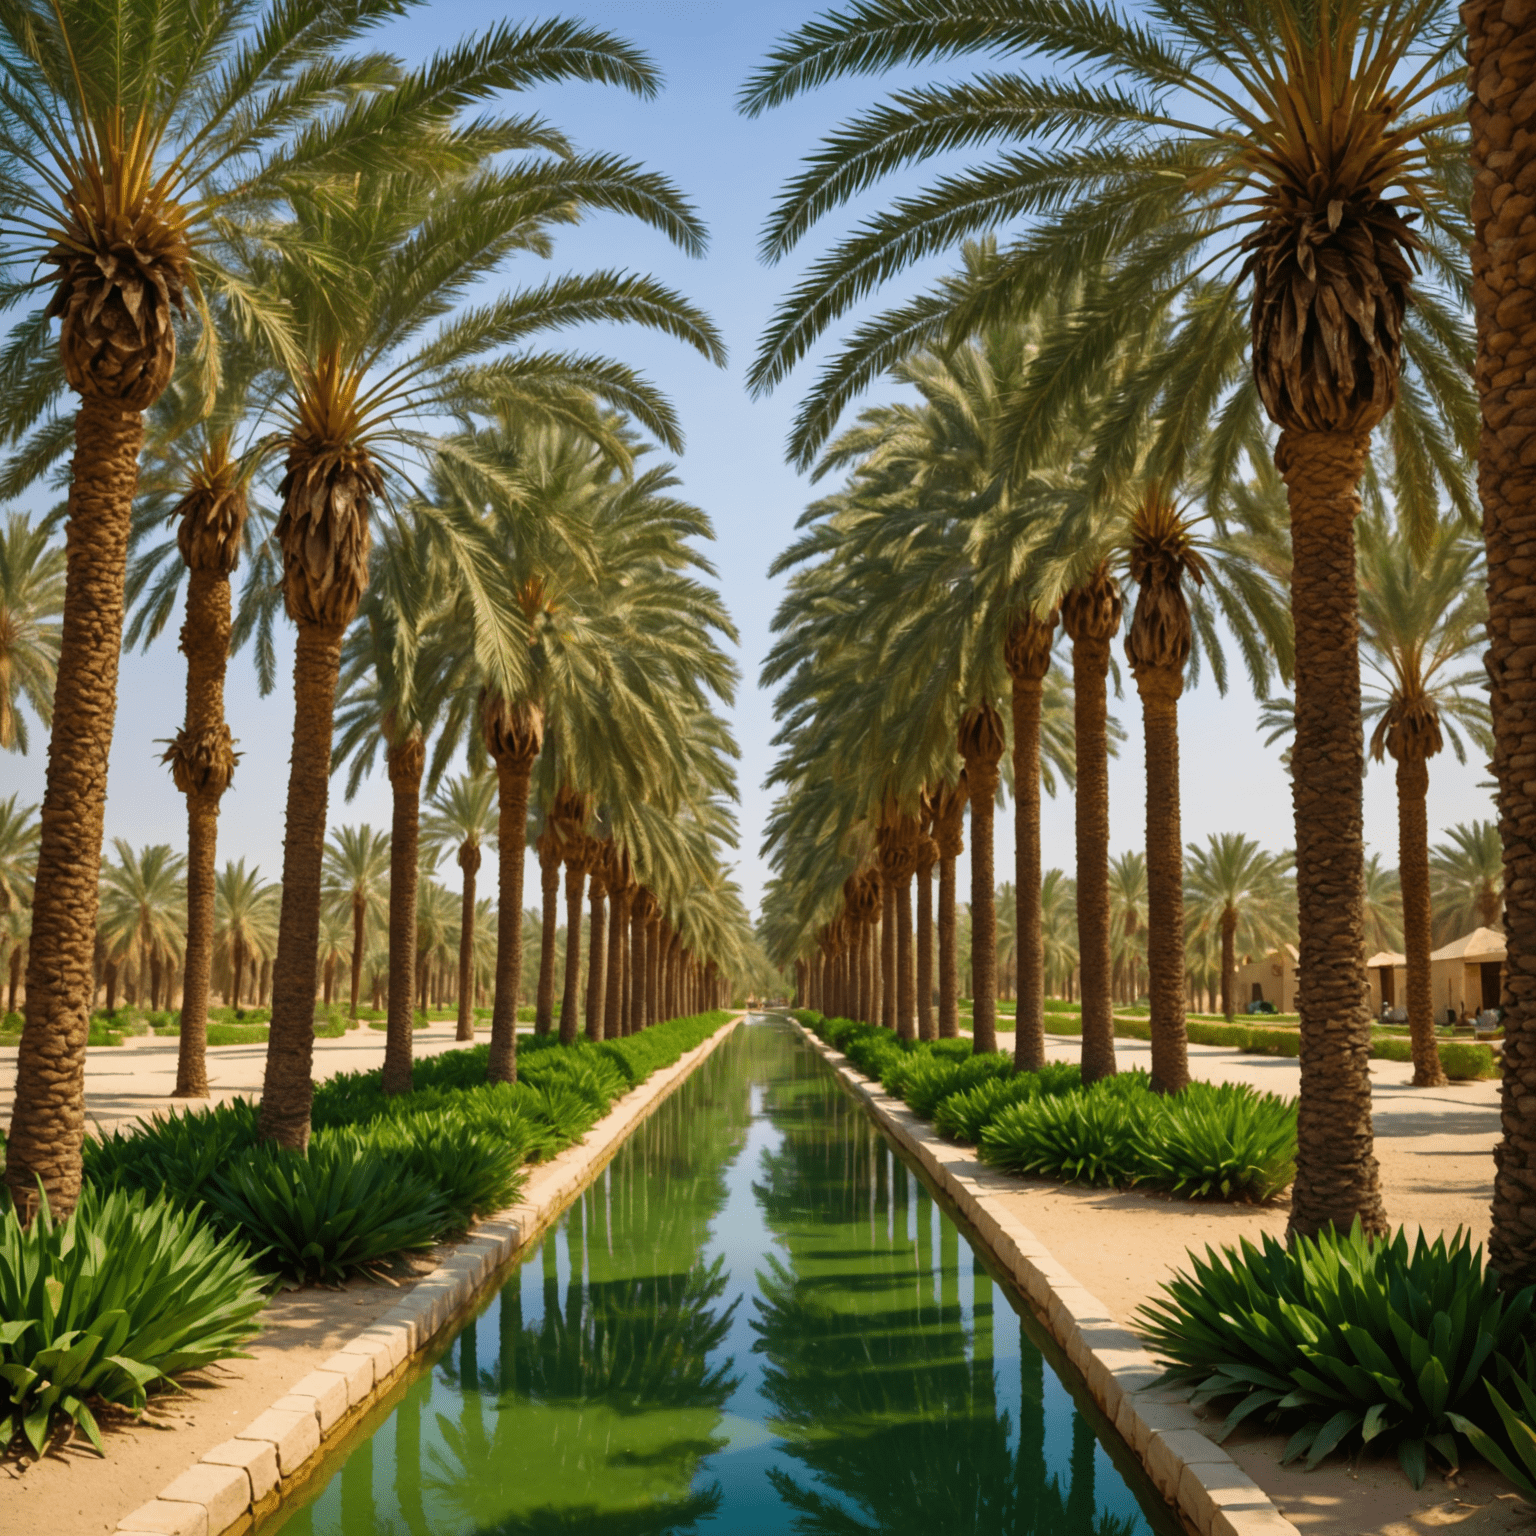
[116,1013,746,1536]
[792,1020,1299,1536]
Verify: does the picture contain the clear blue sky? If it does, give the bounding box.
[1,1,1493,918]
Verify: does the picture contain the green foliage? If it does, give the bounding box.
[1451,1376,1536,1506]
[85,1099,261,1206]
[1138,1225,1536,1486]
[932,1065,1082,1143]
[1433,1041,1498,1080]
[0,1012,20,1032]
[0,1187,265,1455]
[202,1142,447,1285]
[982,1091,1143,1187]
[1138,1086,1297,1202]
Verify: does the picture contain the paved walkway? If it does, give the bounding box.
[0,1021,519,1136]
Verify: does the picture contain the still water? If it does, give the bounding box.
[269,1017,1178,1535]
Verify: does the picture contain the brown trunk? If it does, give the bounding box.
[322,955,334,1006]
[231,933,245,1010]
[559,862,584,1046]
[258,621,345,1149]
[1065,585,1118,1085]
[535,837,560,1036]
[916,853,935,1041]
[646,908,661,1027]
[960,706,1005,1056]
[7,398,143,1217]
[585,872,606,1041]
[605,885,630,1041]
[896,875,915,1043]
[8,949,19,1014]
[487,757,534,1083]
[350,891,365,1021]
[1280,428,1387,1241]
[1469,0,1536,1285]
[1396,755,1446,1087]
[938,855,959,1039]
[456,841,480,1042]
[1221,911,1237,1020]
[879,874,896,1030]
[1138,672,1190,1093]
[382,733,423,1096]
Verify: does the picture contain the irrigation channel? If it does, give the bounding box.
[266,1015,1181,1536]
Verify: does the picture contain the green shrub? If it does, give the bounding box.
[901,1052,1013,1118]
[85,1099,261,1207]
[1452,1375,1536,1506]
[0,1186,265,1455]
[981,1090,1143,1186]
[203,1141,447,1284]
[1137,1223,1536,1486]
[1439,1041,1498,1080]
[0,1011,21,1033]
[933,1075,1041,1142]
[1138,1084,1296,1202]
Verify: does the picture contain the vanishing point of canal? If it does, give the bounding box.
[267,1016,1179,1536]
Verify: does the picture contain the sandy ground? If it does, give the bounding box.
[982,1030,1530,1536]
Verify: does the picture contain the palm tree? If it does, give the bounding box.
[252,35,722,1148]
[98,842,187,1013]
[1363,855,1405,958]
[1467,0,1536,1288]
[317,906,350,1008]
[214,860,278,1011]
[743,0,1471,1241]
[0,0,468,1217]
[1359,512,1490,1086]
[1185,836,1296,1022]
[423,774,499,1041]
[321,826,390,1022]
[1430,822,1503,942]
[1108,853,1148,1007]
[1040,870,1080,1002]
[0,513,64,754]
[0,796,39,1008]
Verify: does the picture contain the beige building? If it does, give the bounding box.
[1232,944,1300,1012]
[1367,929,1505,1023]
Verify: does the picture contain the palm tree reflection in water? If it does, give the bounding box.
[271,1023,1163,1536]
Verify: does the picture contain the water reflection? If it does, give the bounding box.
[269,1021,1169,1536]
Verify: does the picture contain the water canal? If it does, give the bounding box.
[267,1016,1180,1536]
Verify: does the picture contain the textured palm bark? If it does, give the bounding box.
[558,862,584,1046]
[535,836,560,1036]
[8,400,143,1215]
[487,758,533,1083]
[1007,614,1056,1072]
[259,622,346,1149]
[171,565,238,1099]
[645,907,662,1027]
[880,874,896,1029]
[1138,674,1191,1093]
[916,855,936,1041]
[1064,582,1120,1085]
[382,734,424,1096]
[604,886,629,1042]
[933,795,965,1040]
[896,876,916,1043]
[628,898,646,1034]
[1393,756,1446,1086]
[1221,912,1238,1021]
[1469,0,1536,1286]
[1281,428,1387,1241]
[585,873,606,1041]
[349,893,365,1022]
[960,706,1005,1056]
[455,840,480,1042]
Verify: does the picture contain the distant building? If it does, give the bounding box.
[1367,928,1505,1023]
[1232,944,1299,1012]
[1366,949,1407,1015]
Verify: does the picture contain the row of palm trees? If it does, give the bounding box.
[0,3,766,1217]
[743,0,1535,1277]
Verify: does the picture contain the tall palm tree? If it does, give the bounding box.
[1430,822,1503,942]
[1468,0,1536,1288]
[0,796,39,1008]
[1108,853,1148,1007]
[1363,854,1405,958]
[0,0,471,1217]
[743,0,1470,1241]
[0,513,64,755]
[214,860,279,1010]
[1359,512,1490,1086]
[422,774,499,1041]
[98,842,187,1012]
[1185,836,1296,1022]
[252,35,722,1149]
[321,826,390,1022]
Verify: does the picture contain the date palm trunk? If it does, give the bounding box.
[350,892,365,1023]
[7,400,145,1216]
[559,862,584,1046]
[605,885,629,1041]
[455,841,480,1042]
[487,754,535,1082]
[880,873,896,1030]
[382,733,424,1095]
[934,797,964,1040]
[1007,614,1056,1072]
[645,906,661,1027]
[1221,910,1238,1022]
[916,850,935,1041]
[535,835,560,1036]
[1281,428,1387,1241]
[1137,671,1190,1094]
[1469,0,1536,1285]
[259,622,346,1148]
[585,873,606,1042]
[896,875,915,1043]
[960,706,1005,1055]
[1395,756,1446,1087]
[628,897,646,1034]
[1064,572,1121,1085]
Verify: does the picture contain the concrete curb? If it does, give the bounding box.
[792,1020,1300,1536]
[116,1014,745,1536]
